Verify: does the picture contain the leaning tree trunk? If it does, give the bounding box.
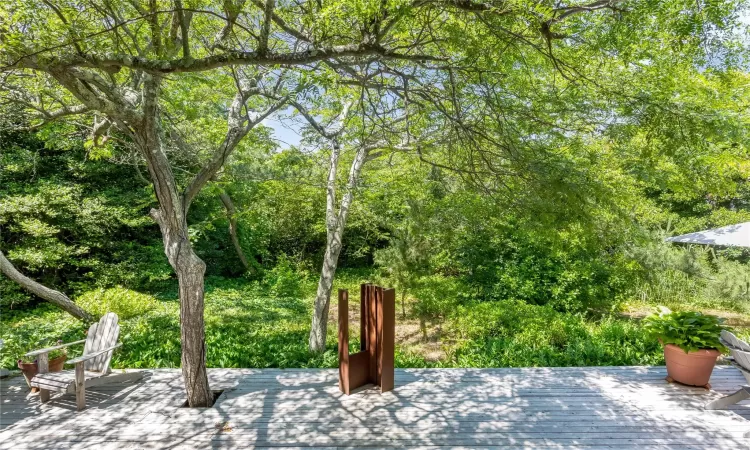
[0,250,94,321]
[309,145,368,352]
[309,225,346,352]
[219,191,254,273]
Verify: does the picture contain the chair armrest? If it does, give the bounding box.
[25,340,87,357]
[66,343,122,365]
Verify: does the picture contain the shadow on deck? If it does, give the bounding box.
[2,366,750,449]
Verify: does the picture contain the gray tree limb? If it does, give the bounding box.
[218,190,254,273]
[0,250,94,322]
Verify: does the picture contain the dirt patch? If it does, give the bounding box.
[328,300,451,362]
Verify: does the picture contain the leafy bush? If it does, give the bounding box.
[411,275,464,322]
[0,130,168,299]
[642,308,727,352]
[630,239,750,312]
[707,258,750,306]
[450,300,663,367]
[437,215,637,313]
[0,278,32,308]
[76,287,159,320]
[264,254,303,298]
[0,305,86,369]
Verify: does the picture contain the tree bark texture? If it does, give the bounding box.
[0,250,95,322]
[219,191,253,273]
[309,145,368,352]
[136,75,213,407]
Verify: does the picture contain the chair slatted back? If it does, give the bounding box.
[83,313,119,373]
[721,330,750,352]
[732,348,750,370]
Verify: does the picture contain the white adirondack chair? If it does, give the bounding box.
[25,312,142,411]
[705,330,750,410]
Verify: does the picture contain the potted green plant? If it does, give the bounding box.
[17,339,68,392]
[643,307,727,388]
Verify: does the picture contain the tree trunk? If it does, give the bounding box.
[219,191,254,273]
[0,250,94,322]
[151,208,213,407]
[309,145,368,352]
[309,224,345,352]
[176,248,212,407]
[136,75,213,407]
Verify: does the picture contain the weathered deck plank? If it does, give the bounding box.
[1,366,749,449]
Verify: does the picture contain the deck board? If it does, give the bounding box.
[2,366,750,449]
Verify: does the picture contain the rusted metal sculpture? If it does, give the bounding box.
[338,284,395,394]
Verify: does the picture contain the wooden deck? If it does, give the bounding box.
[2,366,750,449]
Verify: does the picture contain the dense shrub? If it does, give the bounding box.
[411,275,465,322]
[264,254,305,298]
[436,219,637,312]
[0,129,168,299]
[631,239,750,312]
[0,305,87,369]
[76,287,160,320]
[450,300,663,367]
[0,279,31,309]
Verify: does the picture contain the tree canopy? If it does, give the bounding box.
[1,0,749,406]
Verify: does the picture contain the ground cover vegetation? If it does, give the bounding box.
[1,0,750,405]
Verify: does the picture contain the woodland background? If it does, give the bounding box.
[1,0,750,378]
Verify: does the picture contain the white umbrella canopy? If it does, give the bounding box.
[665,222,750,248]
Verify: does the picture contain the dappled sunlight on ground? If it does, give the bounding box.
[2,366,750,448]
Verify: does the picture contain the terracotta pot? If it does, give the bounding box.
[18,355,67,392]
[663,344,719,387]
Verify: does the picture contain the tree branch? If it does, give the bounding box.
[217,189,255,273]
[175,0,191,58]
[258,0,275,55]
[8,44,446,74]
[0,250,94,322]
[183,92,288,208]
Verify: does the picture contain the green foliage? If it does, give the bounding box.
[0,279,31,308]
[1,273,672,371]
[264,255,305,299]
[16,336,69,363]
[630,238,750,312]
[0,0,749,372]
[451,300,663,367]
[643,308,728,353]
[0,130,169,299]
[0,305,86,369]
[411,275,464,323]
[76,287,160,320]
[375,201,433,317]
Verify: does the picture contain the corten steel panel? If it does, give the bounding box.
[339,284,395,395]
[360,284,367,352]
[338,289,349,394]
[380,288,395,393]
[375,286,383,386]
[347,351,371,390]
[367,284,378,383]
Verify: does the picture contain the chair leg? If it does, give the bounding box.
[75,362,86,411]
[37,353,50,403]
[705,387,750,410]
